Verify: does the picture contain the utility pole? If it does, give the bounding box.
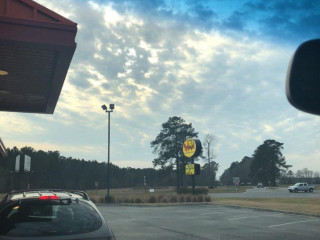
[101,104,115,202]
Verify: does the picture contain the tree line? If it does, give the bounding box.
[0,146,164,192]
[0,116,222,192]
[220,140,291,186]
[279,168,320,184]
[0,146,218,193]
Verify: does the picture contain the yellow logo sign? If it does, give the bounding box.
[183,138,196,158]
[185,164,195,175]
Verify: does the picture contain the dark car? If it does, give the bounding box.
[0,190,115,240]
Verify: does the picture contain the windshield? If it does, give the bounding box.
[0,200,102,237]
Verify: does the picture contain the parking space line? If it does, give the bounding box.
[229,213,283,221]
[199,209,241,216]
[200,211,226,216]
[268,219,320,228]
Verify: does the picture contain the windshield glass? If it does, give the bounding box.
[0,200,102,237]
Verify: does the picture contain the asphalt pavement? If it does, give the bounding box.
[210,187,320,198]
[98,204,320,240]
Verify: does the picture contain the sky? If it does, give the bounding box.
[1,0,320,177]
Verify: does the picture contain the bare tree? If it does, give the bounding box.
[296,170,302,180]
[309,170,314,180]
[203,134,218,188]
[302,168,309,180]
[287,170,294,184]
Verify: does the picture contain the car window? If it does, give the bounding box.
[299,184,303,187]
[0,199,102,237]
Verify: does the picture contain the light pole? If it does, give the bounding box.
[101,103,115,202]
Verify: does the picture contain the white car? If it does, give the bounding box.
[257,182,264,188]
[288,183,316,193]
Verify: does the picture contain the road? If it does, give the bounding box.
[210,187,320,198]
[98,204,320,240]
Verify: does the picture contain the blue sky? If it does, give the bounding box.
[1,0,320,176]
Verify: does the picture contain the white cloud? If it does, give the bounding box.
[3,0,319,175]
[0,113,46,136]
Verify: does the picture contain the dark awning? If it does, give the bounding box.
[0,0,77,114]
[0,137,7,157]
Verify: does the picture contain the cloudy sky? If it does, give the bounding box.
[1,0,320,176]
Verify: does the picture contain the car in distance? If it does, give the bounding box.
[0,189,116,239]
[288,183,316,193]
[257,182,264,188]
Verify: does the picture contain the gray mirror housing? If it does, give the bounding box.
[286,39,320,115]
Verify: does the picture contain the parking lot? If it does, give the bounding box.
[98,204,320,240]
[210,187,320,199]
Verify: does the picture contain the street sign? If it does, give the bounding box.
[186,164,195,175]
[185,164,200,175]
[24,155,31,172]
[183,138,202,158]
[15,155,20,172]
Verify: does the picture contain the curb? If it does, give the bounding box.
[211,202,320,218]
[95,202,211,207]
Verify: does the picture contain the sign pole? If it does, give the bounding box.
[183,138,202,195]
[191,156,195,195]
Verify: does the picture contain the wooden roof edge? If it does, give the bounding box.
[0,15,77,32]
[20,0,77,26]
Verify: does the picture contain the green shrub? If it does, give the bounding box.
[170,195,177,203]
[186,195,192,202]
[205,196,211,202]
[157,195,164,202]
[105,195,115,203]
[176,187,208,195]
[99,197,105,203]
[179,195,185,202]
[134,198,142,203]
[192,196,198,202]
[197,195,204,202]
[162,198,168,203]
[148,196,156,203]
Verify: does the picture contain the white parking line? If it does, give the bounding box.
[268,219,320,228]
[200,211,226,216]
[200,209,241,216]
[229,213,283,221]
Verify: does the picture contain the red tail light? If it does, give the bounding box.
[39,196,60,200]
[50,196,60,200]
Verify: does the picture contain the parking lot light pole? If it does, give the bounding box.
[101,104,115,202]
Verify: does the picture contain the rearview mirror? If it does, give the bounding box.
[286,39,320,115]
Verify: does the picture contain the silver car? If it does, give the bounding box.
[0,190,116,240]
